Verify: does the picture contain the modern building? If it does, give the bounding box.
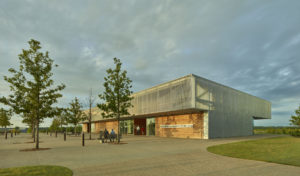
[82,74,271,139]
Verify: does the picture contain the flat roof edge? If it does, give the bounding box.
[82,108,207,123]
[132,74,193,96]
[192,74,271,103]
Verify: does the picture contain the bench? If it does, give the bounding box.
[98,131,122,143]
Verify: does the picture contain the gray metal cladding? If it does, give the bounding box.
[129,76,193,115]
[194,75,271,138]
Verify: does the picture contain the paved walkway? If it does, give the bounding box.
[0,133,299,176]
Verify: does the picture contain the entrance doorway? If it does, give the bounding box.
[146,118,155,136]
[120,120,133,135]
[87,123,91,133]
[134,118,146,135]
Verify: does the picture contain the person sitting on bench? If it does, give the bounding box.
[104,128,109,143]
[110,129,116,142]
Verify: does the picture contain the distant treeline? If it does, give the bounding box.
[0,128,22,134]
[254,126,300,136]
[35,126,82,134]
[0,126,82,134]
[254,126,300,129]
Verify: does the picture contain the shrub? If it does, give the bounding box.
[254,127,300,135]
[290,130,300,137]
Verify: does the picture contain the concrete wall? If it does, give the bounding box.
[155,113,204,139]
[194,75,271,138]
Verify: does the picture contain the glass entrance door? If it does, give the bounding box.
[120,120,133,135]
[146,118,155,136]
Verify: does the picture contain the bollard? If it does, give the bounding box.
[11,131,13,138]
[55,131,57,138]
[64,131,66,141]
[5,132,7,139]
[82,133,85,147]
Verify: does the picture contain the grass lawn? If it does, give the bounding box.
[0,165,73,176]
[207,136,300,167]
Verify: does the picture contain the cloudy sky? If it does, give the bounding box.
[1,0,300,127]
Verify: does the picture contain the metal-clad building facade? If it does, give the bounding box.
[194,75,271,138]
[129,75,193,115]
[82,74,271,139]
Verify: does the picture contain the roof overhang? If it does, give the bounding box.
[253,116,269,120]
[81,108,207,124]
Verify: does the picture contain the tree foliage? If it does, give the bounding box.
[0,108,12,130]
[0,39,65,148]
[22,112,36,140]
[56,108,68,129]
[97,58,133,143]
[49,117,61,132]
[290,106,300,127]
[66,97,86,135]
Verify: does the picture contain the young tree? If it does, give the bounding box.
[86,88,95,140]
[22,112,36,141]
[56,108,68,132]
[0,39,65,149]
[67,97,86,135]
[97,58,133,143]
[290,106,300,127]
[0,108,12,135]
[49,117,60,133]
[14,126,20,134]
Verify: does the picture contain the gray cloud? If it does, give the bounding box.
[1,0,300,127]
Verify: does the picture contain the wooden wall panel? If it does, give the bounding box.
[84,113,204,138]
[94,121,119,134]
[155,113,204,139]
[82,124,88,133]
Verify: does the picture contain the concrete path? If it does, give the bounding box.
[0,133,299,176]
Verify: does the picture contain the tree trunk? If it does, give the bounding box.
[5,126,7,139]
[117,114,120,143]
[31,122,34,138]
[36,119,39,149]
[74,125,77,136]
[88,88,94,140]
[32,124,36,142]
[89,122,91,140]
[89,102,92,140]
[36,87,40,149]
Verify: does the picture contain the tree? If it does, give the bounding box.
[0,39,65,149]
[56,108,68,131]
[97,58,133,143]
[290,106,300,127]
[0,108,12,134]
[49,117,60,132]
[67,97,86,135]
[15,126,20,130]
[86,88,95,140]
[22,112,36,141]
[15,126,20,133]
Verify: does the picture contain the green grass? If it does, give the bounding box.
[207,136,300,167]
[0,165,73,176]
